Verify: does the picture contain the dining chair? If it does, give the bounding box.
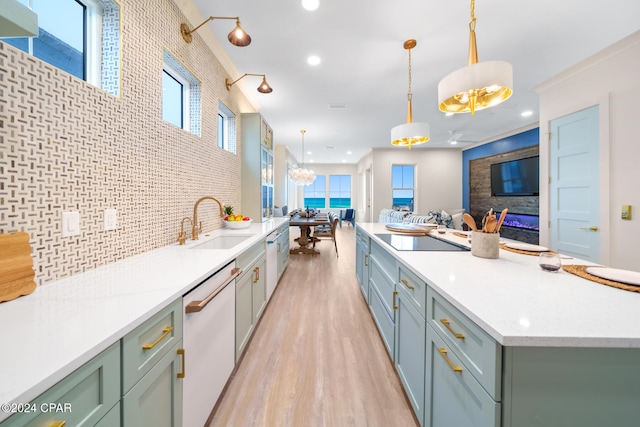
[313,213,339,257]
[340,208,355,228]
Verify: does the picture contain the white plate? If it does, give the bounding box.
[585,267,640,286]
[504,242,549,252]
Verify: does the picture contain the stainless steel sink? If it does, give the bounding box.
[189,235,253,250]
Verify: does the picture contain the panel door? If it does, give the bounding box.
[549,105,600,261]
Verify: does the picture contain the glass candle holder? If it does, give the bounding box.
[539,252,561,272]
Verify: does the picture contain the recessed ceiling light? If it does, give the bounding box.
[521,110,533,117]
[309,159,315,163]
[307,55,321,66]
[342,159,346,163]
[302,0,319,11]
[346,151,352,155]
[307,151,312,155]
[450,140,458,145]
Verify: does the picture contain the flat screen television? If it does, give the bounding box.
[490,156,539,196]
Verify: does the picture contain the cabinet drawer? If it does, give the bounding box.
[236,240,265,272]
[1,342,120,427]
[397,263,427,317]
[426,325,500,427]
[369,255,396,317]
[356,227,370,249]
[427,288,501,399]
[370,241,397,280]
[122,298,183,393]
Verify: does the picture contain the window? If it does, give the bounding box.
[392,165,415,211]
[303,176,326,209]
[329,175,351,208]
[162,50,201,136]
[218,102,237,154]
[1,0,121,96]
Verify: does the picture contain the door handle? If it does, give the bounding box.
[579,226,599,231]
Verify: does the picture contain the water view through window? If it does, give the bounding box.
[392,165,415,211]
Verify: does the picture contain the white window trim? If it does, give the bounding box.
[84,0,103,87]
[163,62,191,131]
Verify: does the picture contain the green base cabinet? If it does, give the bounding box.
[122,341,183,427]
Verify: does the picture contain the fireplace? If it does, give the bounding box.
[501,213,539,231]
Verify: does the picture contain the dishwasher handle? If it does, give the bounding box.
[185,267,242,314]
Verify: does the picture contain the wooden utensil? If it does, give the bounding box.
[495,208,508,233]
[463,213,477,231]
[485,216,497,233]
[0,232,36,303]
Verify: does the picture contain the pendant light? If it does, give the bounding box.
[438,0,513,115]
[289,130,316,186]
[391,39,430,150]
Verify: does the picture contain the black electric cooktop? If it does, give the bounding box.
[375,233,470,252]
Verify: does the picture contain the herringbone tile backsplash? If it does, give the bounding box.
[0,0,252,285]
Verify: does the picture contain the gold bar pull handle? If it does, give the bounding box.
[142,326,174,350]
[185,268,242,313]
[393,290,398,310]
[438,348,463,373]
[177,348,185,378]
[401,279,415,290]
[364,254,369,266]
[579,225,599,231]
[440,319,465,340]
[48,422,66,427]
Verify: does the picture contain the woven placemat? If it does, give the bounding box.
[499,243,556,256]
[453,232,469,239]
[562,265,640,293]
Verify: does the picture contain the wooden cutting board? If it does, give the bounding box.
[0,232,36,303]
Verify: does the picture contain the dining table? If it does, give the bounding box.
[289,213,331,255]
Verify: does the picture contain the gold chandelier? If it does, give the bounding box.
[391,39,430,149]
[438,0,513,115]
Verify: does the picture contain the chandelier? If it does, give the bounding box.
[438,0,513,115]
[289,130,316,186]
[391,39,430,149]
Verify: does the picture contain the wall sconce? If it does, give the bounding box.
[180,16,251,46]
[225,74,273,94]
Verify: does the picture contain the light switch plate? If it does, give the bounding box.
[621,205,632,220]
[104,209,117,230]
[62,211,80,237]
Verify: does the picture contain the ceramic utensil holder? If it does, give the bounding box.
[471,231,500,259]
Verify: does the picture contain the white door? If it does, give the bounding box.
[365,168,372,222]
[549,105,600,262]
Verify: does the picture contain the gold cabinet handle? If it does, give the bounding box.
[253,267,260,284]
[185,268,242,313]
[277,242,281,253]
[401,279,415,290]
[177,348,185,379]
[142,326,174,350]
[440,319,465,340]
[438,348,463,373]
[579,225,599,231]
[393,290,398,310]
[48,422,66,427]
[364,254,369,266]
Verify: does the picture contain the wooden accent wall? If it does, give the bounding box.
[469,146,539,243]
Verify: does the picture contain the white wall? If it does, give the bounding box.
[274,145,298,211]
[365,148,463,220]
[536,30,640,269]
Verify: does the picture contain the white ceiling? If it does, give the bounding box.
[190,0,640,164]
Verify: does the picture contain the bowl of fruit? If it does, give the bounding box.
[224,213,252,229]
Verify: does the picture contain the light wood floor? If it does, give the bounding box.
[208,225,418,427]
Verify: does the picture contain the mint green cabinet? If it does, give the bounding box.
[1,342,121,427]
[426,324,500,427]
[241,113,274,222]
[122,341,183,427]
[277,224,290,279]
[235,240,267,361]
[394,285,426,425]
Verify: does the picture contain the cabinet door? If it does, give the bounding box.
[369,284,395,358]
[356,241,370,302]
[395,289,426,426]
[252,257,267,322]
[122,341,183,427]
[235,270,254,361]
[425,325,500,427]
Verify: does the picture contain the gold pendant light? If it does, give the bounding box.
[438,0,513,115]
[289,130,316,186]
[391,39,430,150]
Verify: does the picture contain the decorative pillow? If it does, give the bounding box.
[451,212,464,230]
[428,210,453,228]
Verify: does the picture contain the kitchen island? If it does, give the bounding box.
[356,223,640,427]
[0,218,288,424]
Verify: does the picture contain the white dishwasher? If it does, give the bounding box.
[266,229,280,301]
[182,261,242,427]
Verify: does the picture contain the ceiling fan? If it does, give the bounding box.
[447,130,473,145]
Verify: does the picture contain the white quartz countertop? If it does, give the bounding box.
[0,218,288,421]
[358,223,640,349]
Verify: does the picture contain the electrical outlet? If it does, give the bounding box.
[104,209,117,230]
[621,205,632,220]
[62,211,80,237]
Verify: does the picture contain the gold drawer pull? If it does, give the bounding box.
[177,348,185,378]
[142,326,174,350]
[185,268,242,313]
[440,319,465,340]
[393,290,398,310]
[364,254,369,266]
[401,279,415,290]
[48,422,66,427]
[438,348,463,373]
